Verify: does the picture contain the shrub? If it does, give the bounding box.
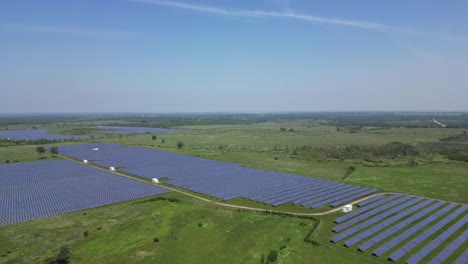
[267,250,278,262]
[5,160,9,164]
[153,237,160,242]
[56,244,70,263]
[83,231,89,237]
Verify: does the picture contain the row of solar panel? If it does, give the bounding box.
[0,160,170,226]
[332,194,468,263]
[58,143,377,208]
[0,129,89,140]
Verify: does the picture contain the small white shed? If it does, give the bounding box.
[341,204,353,213]
[109,167,115,171]
[152,178,159,183]
[92,148,99,151]
[83,159,88,163]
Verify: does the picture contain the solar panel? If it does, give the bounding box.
[59,143,376,208]
[454,249,468,264]
[332,196,421,243]
[358,200,444,252]
[326,188,378,208]
[373,202,457,257]
[428,230,468,264]
[356,194,386,207]
[333,195,412,233]
[406,215,468,264]
[0,160,170,226]
[335,194,402,224]
[343,198,431,247]
[389,205,468,262]
[0,129,89,140]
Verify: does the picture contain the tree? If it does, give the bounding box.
[161,139,166,143]
[50,147,59,157]
[177,141,184,149]
[36,146,45,156]
[56,244,70,263]
[152,135,157,140]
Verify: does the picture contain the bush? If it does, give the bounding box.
[83,231,89,237]
[56,244,70,263]
[177,141,184,149]
[5,160,9,164]
[153,237,160,242]
[267,250,278,262]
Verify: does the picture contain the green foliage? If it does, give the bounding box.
[440,131,468,142]
[56,244,70,263]
[153,237,160,242]
[343,166,356,180]
[50,146,59,157]
[177,141,184,149]
[267,250,278,262]
[35,146,45,156]
[152,135,157,140]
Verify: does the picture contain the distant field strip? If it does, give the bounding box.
[331,194,468,263]
[0,160,169,226]
[58,143,377,208]
[94,126,182,134]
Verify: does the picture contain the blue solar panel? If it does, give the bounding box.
[406,215,468,264]
[359,200,445,252]
[0,129,89,140]
[389,205,468,262]
[333,195,412,233]
[322,188,378,208]
[373,202,457,257]
[331,196,421,243]
[454,249,468,264]
[356,194,386,207]
[343,198,431,247]
[59,143,374,206]
[301,185,361,207]
[335,194,402,224]
[429,230,468,264]
[0,160,170,226]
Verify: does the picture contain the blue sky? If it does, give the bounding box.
[1,0,468,113]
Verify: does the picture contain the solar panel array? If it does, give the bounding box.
[95,126,182,134]
[58,143,376,208]
[0,159,170,226]
[0,129,89,140]
[331,194,468,263]
[455,249,468,264]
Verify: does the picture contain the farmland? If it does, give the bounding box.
[0,113,467,263]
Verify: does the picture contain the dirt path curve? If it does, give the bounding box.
[62,155,394,216]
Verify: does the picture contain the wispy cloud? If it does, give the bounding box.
[0,24,138,39]
[131,0,384,30]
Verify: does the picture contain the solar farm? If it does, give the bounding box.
[1,119,467,263]
[331,194,468,263]
[0,129,89,140]
[57,143,376,208]
[0,159,169,226]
